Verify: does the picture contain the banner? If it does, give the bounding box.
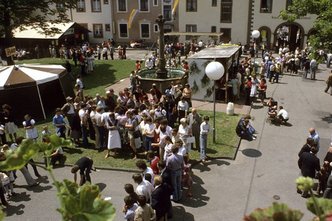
[128,9,138,29]
[172,0,179,15]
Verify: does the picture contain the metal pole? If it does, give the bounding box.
[213,80,216,143]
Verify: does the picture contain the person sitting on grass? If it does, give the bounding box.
[236,117,256,141]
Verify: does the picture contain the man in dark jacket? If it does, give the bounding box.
[151,176,172,221]
[298,146,320,197]
[298,138,314,157]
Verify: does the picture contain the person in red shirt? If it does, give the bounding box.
[258,78,267,104]
[147,151,160,175]
[135,60,142,71]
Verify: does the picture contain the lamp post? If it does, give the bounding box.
[252,30,260,74]
[205,61,225,143]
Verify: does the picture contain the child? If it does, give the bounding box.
[182,154,193,197]
[146,151,160,175]
[200,116,210,163]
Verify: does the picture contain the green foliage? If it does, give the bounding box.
[243,202,303,221]
[306,198,332,219]
[296,176,314,192]
[0,0,77,38]
[0,135,71,171]
[279,0,332,51]
[55,180,116,221]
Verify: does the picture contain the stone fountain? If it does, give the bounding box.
[137,15,187,92]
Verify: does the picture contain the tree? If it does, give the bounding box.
[280,0,332,52]
[0,0,77,65]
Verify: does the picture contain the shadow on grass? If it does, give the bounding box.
[63,146,83,154]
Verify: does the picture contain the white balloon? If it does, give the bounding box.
[205,61,225,80]
[252,30,260,39]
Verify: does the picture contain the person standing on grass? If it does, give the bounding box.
[105,112,121,158]
[125,111,139,159]
[53,108,66,139]
[22,114,38,141]
[200,116,210,163]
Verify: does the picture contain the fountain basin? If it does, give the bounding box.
[138,68,187,92]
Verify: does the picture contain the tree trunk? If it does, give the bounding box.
[1,0,15,65]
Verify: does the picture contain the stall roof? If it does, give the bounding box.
[12,22,83,39]
[164,32,223,37]
[188,45,241,59]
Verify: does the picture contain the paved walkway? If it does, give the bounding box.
[4,51,332,221]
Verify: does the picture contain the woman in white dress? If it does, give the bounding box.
[105,113,121,158]
[178,118,192,152]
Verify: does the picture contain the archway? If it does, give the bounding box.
[258,26,272,50]
[274,22,305,51]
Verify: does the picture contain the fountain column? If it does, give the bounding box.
[155,15,167,79]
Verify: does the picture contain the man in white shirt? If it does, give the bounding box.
[277,106,289,124]
[132,173,154,203]
[309,128,320,150]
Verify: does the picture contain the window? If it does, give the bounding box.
[56,3,64,9]
[154,24,159,32]
[139,0,149,12]
[186,0,197,12]
[119,23,128,38]
[105,24,111,31]
[185,24,197,40]
[104,0,109,4]
[211,26,216,33]
[141,24,150,38]
[118,0,126,11]
[77,0,86,12]
[91,0,101,12]
[220,0,232,23]
[93,24,103,38]
[153,0,158,6]
[212,0,217,7]
[260,0,272,13]
[220,28,231,43]
[163,5,172,21]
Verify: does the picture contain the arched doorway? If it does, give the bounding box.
[274,22,304,51]
[258,26,271,50]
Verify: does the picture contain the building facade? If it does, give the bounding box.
[110,0,178,46]
[68,0,113,44]
[177,0,315,51]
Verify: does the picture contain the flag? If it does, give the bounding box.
[128,9,138,29]
[172,0,179,15]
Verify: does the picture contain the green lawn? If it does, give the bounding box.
[17,58,135,97]
[14,58,240,170]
